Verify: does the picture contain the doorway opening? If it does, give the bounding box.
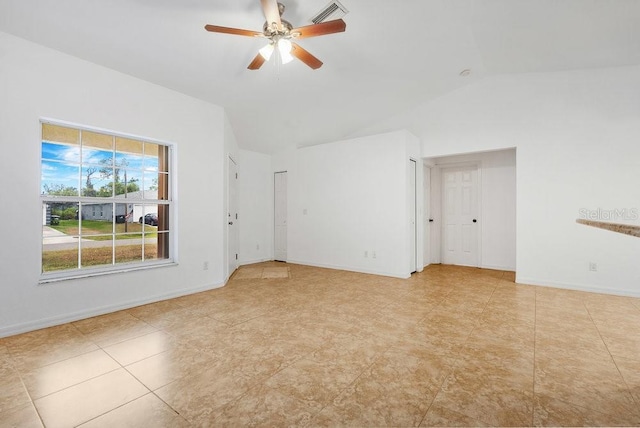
[410,159,418,273]
[274,171,287,262]
[424,148,516,272]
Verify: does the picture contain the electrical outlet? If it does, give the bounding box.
[203,261,209,271]
[364,251,368,258]
[372,251,377,259]
[589,262,598,272]
[256,244,260,250]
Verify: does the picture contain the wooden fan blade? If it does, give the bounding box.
[292,19,346,39]
[291,43,323,69]
[204,25,262,37]
[261,0,282,30]
[248,53,267,70]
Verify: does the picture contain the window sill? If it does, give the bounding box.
[39,260,178,284]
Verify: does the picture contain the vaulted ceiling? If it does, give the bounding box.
[2,0,639,154]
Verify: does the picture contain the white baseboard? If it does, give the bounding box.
[239,258,273,266]
[423,262,515,273]
[516,277,640,298]
[287,259,410,279]
[0,281,225,339]
[481,264,516,272]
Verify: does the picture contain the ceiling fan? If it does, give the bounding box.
[204,0,346,70]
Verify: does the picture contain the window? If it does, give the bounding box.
[41,121,173,279]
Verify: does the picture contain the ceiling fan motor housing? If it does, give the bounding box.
[263,2,291,36]
[263,19,293,36]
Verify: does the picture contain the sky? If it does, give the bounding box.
[41,141,160,195]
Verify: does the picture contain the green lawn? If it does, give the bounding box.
[50,219,156,240]
[43,244,159,272]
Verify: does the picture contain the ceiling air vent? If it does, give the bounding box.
[309,0,349,24]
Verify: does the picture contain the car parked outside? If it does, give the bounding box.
[139,213,158,226]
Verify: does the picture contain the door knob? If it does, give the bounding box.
[429,219,434,223]
[473,219,477,223]
[228,221,234,225]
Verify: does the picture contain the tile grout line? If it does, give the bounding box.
[583,303,640,412]
[414,281,456,427]
[71,327,161,427]
[293,292,430,425]
[2,333,76,428]
[75,312,161,351]
[24,365,135,428]
[118,322,200,424]
[416,358,457,427]
[76,392,161,427]
[305,349,388,425]
[420,275,502,427]
[12,360,47,428]
[150,389,194,426]
[32,367,126,402]
[10,338,127,403]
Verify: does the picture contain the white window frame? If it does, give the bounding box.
[39,119,177,283]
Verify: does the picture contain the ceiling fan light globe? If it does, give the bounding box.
[280,51,294,64]
[277,38,294,64]
[278,38,293,54]
[259,43,274,60]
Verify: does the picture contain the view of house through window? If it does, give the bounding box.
[41,122,172,276]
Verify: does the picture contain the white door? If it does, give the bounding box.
[274,172,287,262]
[441,165,479,267]
[409,160,417,273]
[423,165,432,266]
[228,157,239,277]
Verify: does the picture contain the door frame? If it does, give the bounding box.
[409,159,418,273]
[432,161,482,267]
[423,164,432,267]
[227,155,239,279]
[274,171,288,262]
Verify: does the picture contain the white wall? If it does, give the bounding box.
[391,66,640,296]
[0,32,229,336]
[238,149,273,265]
[427,149,517,271]
[272,130,421,278]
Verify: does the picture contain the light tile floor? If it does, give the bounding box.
[1,263,639,427]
